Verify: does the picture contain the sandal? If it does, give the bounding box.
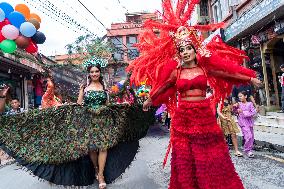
[234,151,243,157]
[98,174,106,189]
[247,152,254,158]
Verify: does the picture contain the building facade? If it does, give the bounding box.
[0,50,45,109]
[106,12,160,86]
[208,0,284,109]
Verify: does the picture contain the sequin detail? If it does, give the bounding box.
[84,90,107,109]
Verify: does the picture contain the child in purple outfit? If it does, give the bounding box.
[234,91,257,158]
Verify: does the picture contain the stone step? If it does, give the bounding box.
[254,124,284,135]
[266,112,284,118]
[234,114,284,135]
[255,115,284,127]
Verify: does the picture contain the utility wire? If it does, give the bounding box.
[76,0,136,53]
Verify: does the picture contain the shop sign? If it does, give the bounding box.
[120,23,142,29]
[224,0,284,41]
[20,58,44,72]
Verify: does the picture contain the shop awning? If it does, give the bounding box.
[224,0,284,42]
[0,52,44,75]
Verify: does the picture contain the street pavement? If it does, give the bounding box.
[0,125,283,189]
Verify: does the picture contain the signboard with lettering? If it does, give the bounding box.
[20,58,45,72]
[224,0,284,41]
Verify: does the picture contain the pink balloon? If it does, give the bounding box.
[1,24,19,40]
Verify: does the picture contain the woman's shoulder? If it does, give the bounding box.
[247,101,255,107]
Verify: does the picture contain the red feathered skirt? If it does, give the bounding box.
[169,99,244,189]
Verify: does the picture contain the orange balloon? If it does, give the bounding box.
[29,13,41,23]
[15,4,30,19]
[28,18,40,30]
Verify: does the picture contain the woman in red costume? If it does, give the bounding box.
[127,1,261,188]
[41,75,62,109]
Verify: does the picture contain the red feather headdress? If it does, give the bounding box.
[127,0,255,111]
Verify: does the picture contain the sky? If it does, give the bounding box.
[6,0,163,56]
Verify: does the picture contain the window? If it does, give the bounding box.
[110,37,124,61]
[126,36,137,47]
[200,0,208,17]
[220,0,229,20]
[213,0,223,23]
[128,49,139,60]
[111,37,123,47]
[127,35,139,60]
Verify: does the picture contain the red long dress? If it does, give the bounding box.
[150,64,248,189]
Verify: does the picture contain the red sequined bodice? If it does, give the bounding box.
[176,75,207,92]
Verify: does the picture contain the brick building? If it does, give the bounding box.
[106,12,160,86]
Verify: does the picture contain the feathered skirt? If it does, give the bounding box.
[0,104,155,186]
[169,99,244,189]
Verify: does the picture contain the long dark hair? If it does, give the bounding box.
[87,64,105,90]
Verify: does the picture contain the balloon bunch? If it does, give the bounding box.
[136,80,149,97]
[0,2,46,54]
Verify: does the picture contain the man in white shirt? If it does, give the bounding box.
[6,98,24,115]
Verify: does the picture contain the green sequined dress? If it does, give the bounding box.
[0,90,155,186]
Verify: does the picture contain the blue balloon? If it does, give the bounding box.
[0,2,14,17]
[20,22,36,37]
[31,31,46,44]
[8,11,26,29]
[0,8,5,22]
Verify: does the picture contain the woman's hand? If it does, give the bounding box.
[237,109,243,113]
[250,78,262,88]
[79,83,86,91]
[0,85,9,97]
[143,98,152,111]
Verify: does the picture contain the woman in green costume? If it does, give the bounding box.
[77,64,108,189]
[0,62,154,188]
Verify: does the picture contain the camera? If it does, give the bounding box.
[0,84,5,89]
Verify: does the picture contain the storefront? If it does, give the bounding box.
[0,51,44,109]
[224,0,284,109]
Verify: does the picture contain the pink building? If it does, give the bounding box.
[107,12,159,64]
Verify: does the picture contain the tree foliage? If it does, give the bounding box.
[64,34,114,64]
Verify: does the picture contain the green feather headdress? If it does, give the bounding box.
[82,56,108,70]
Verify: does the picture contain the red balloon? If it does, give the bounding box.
[0,33,6,42]
[25,40,38,53]
[0,18,11,31]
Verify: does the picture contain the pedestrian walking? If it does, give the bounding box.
[217,97,243,157]
[278,64,284,113]
[234,91,257,158]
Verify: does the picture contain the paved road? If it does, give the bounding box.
[0,125,283,189]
